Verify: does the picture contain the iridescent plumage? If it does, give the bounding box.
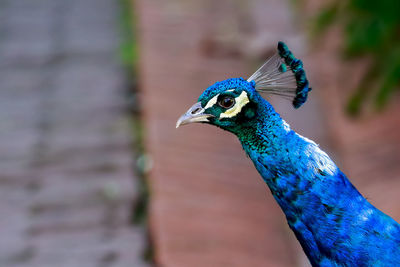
[177,42,400,266]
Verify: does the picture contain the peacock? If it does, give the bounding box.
[176,42,400,266]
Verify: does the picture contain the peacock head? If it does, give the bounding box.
[176,78,263,133]
[176,42,312,133]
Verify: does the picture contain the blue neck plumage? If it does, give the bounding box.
[235,99,382,265]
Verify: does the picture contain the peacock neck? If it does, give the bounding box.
[236,106,375,265]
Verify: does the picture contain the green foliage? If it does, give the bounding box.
[117,1,153,263]
[314,0,400,115]
[313,2,339,36]
[118,0,139,71]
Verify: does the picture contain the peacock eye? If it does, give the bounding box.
[218,96,235,109]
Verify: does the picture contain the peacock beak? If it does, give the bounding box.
[176,102,214,128]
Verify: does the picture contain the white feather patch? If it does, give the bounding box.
[204,93,220,110]
[220,91,250,119]
[301,136,337,177]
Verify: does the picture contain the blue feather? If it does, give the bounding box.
[234,86,400,265]
[178,42,400,266]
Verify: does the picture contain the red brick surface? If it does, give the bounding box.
[136,0,321,266]
[136,0,400,267]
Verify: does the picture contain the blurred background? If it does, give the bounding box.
[0,0,399,267]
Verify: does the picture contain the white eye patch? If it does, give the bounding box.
[220,91,250,119]
[204,93,220,110]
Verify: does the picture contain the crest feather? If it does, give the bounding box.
[247,42,312,108]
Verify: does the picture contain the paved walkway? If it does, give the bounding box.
[0,0,149,266]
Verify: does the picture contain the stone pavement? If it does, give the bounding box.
[0,0,149,266]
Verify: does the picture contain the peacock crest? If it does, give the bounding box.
[248,42,311,108]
